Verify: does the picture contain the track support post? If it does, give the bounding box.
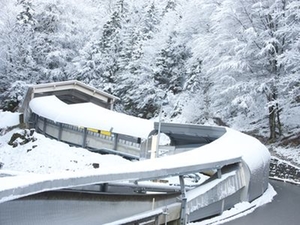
[179,175,187,225]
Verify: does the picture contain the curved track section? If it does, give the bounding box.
[0,95,271,224]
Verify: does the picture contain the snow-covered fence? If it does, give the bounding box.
[32,113,142,159]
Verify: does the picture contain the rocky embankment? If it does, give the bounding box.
[250,132,300,184]
[270,157,300,184]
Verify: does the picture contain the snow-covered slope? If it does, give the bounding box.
[0,110,131,173]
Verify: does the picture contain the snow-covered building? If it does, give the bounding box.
[20,80,119,124]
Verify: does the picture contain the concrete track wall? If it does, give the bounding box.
[34,114,141,158]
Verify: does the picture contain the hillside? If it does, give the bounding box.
[0,0,299,148]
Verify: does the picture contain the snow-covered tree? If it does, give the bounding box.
[0,0,35,92]
[32,0,88,82]
[97,8,123,90]
[162,0,177,16]
[142,2,161,40]
[115,6,161,118]
[1,0,300,141]
[190,0,296,140]
[154,33,191,95]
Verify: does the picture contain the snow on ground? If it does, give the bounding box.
[0,111,131,173]
[0,110,19,130]
[0,129,131,174]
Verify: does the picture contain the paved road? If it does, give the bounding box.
[225,180,300,225]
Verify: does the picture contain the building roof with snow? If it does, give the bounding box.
[20,80,119,123]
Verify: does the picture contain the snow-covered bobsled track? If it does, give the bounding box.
[0,83,270,224]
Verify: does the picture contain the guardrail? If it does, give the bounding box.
[32,113,142,159]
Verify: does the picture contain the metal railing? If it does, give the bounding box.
[32,113,142,159]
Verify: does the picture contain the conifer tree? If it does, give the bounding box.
[154,33,191,94]
[142,3,160,40]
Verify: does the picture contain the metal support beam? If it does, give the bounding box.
[42,117,47,135]
[34,114,38,131]
[58,123,63,141]
[179,175,187,225]
[217,168,222,179]
[100,183,109,192]
[163,207,169,225]
[156,105,163,158]
[113,133,119,150]
[82,127,87,148]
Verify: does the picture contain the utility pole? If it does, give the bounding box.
[155,104,163,158]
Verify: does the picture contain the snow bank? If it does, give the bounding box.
[0,129,131,174]
[220,128,270,172]
[0,111,20,129]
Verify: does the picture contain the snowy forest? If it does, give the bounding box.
[0,0,300,144]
